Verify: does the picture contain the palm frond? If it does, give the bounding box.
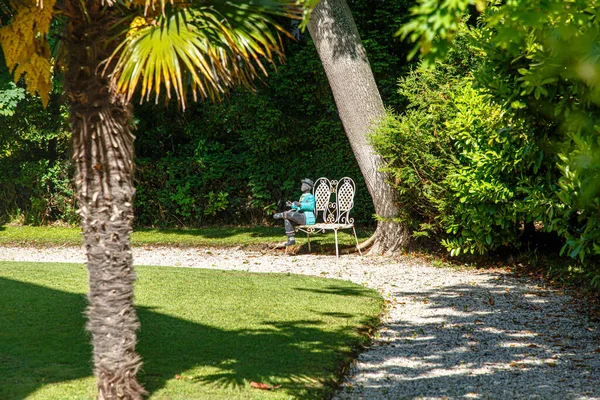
[107,1,298,108]
[137,0,302,20]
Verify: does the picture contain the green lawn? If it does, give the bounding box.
[0,225,372,251]
[0,262,383,399]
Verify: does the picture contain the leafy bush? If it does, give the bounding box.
[1,0,415,228]
[371,32,479,243]
[555,133,600,268]
[472,2,600,268]
[374,18,600,285]
[0,158,77,225]
[371,29,562,255]
[370,72,459,237]
[0,58,75,225]
[440,87,557,255]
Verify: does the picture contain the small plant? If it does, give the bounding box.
[204,191,229,216]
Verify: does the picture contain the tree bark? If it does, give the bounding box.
[307,0,409,254]
[63,2,145,398]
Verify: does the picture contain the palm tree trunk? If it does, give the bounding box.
[63,2,145,398]
[307,0,409,254]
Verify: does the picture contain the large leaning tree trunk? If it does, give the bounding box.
[307,0,409,254]
[63,1,145,398]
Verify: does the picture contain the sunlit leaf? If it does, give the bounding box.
[108,2,298,109]
[0,0,55,106]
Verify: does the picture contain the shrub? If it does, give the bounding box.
[371,29,562,255]
[373,22,600,284]
[440,85,558,255]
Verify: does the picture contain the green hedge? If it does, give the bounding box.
[371,26,600,285]
[1,0,416,227]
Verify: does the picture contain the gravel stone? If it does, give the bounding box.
[1,245,599,399]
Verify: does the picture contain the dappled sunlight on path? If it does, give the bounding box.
[335,267,600,399]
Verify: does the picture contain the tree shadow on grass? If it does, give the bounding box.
[138,310,369,398]
[0,278,92,400]
[0,276,375,399]
[294,285,376,297]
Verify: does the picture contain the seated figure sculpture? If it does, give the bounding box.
[273,178,316,246]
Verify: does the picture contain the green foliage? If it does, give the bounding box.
[398,0,481,65]
[555,133,600,265]
[348,0,418,109]
[375,69,549,255]
[0,64,74,224]
[441,89,557,255]
[396,1,600,282]
[11,159,77,225]
[0,159,75,225]
[0,81,24,117]
[0,56,25,117]
[372,28,561,257]
[204,191,229,216]
[130,0,417,227]
[370,69,460,236]
[470,1,600,266]
[0,0,415,228]
[372,32,483,243]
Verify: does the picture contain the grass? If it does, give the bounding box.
[0,261,383,400]
[0,225,373,252]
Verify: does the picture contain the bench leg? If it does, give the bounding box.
[352,226,362,256]
[307,232,311,252]
[334,229,339,260]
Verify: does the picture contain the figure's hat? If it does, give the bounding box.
[301,178,314,188]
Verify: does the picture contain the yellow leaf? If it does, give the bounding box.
[0,0,56,106]
[128,16,149,37]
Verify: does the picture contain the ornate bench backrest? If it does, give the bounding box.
[312,177,356,225]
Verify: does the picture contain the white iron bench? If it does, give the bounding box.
[296,177,362,259]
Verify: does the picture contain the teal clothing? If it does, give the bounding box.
[291,193,316,225]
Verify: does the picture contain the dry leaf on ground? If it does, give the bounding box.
[250,381,282,390]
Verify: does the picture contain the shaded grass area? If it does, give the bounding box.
[0,225,373,252]
[0,262,383,399]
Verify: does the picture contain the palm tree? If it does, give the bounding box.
[0,0,299,398]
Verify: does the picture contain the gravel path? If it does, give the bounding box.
[1,245,599,399]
